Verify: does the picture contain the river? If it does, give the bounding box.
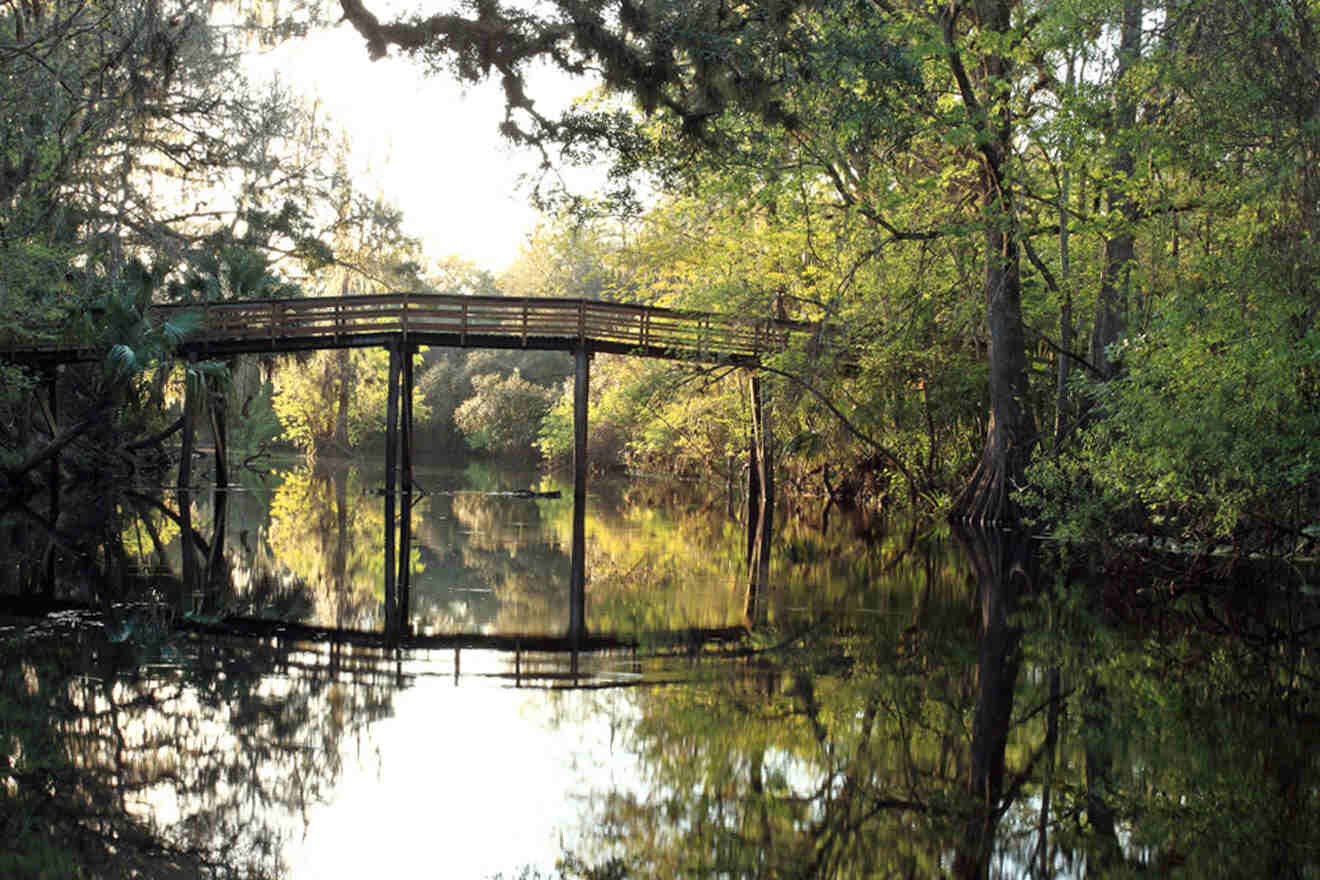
[0,457,1317,878]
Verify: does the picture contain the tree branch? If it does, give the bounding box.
[2,407,110,485]
[756,363,937,508]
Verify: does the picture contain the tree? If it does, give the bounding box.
[268,168,432,458]
[0,0,342,298]
[0,0,381,494]
[292,0,1320,542]
[455,369,557,455]
[1021,0,1320,546]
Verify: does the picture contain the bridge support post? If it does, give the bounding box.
[179,359,198,601]
[398,343,415,632]
[569,346,589,641]
[205,384,228,602]
[43,367,59,593]
[744,373,773,627]
[382,341,416,641]
[383,343,400,640]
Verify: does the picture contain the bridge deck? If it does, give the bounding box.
[1,292,825,365]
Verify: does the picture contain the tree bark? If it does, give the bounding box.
[2,409,109,490]
[947,0,1036,525]
[124,414,185,453]
[955,220,1034,524]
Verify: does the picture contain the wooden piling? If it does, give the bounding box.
[746,413,761,565]
[44,367,59,592]
[569,346,589,641]
[205,386,228,598]
[745,373,773,627]
[383,343,401,638]
[179,361,197,598]
[398,344,415,633]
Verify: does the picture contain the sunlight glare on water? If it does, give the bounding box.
[284,651,639,879]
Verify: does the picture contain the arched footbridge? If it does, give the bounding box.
[1,292,832,366]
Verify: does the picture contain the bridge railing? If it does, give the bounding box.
[153,293,815,361]
[1,293,831,364]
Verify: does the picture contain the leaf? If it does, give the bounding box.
[105,344,137,377]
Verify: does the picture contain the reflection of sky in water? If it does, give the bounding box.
[285,650,642,879]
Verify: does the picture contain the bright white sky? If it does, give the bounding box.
[248,21,600,274]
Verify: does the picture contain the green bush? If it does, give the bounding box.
[1025,269,1320,546]
[455,370,558,456]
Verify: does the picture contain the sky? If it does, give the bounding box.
[248,21,598,274]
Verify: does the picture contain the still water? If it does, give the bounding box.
[1,458,1318,878]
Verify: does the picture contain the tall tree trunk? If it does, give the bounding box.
[947,0,1036,525]
[1090,1,1142,379]
[956,217,1034,524]
[1055,52,1077,449]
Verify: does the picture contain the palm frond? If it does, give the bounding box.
[106,343,138,377]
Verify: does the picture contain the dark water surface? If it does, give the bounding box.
[2,458,1318,878]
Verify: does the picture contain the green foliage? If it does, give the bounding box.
[4,0,1318,555]
[455,370,558,456]
[0,364,37,458]
[415,346,571,454]
[524,194,986,503]
[271,348,432,455]
[92,268,206,384]
[1027,248,1320,545]
[537,356,700,474]
[0,0,453,474]
[230,380,284,455]
[169,244,302,303]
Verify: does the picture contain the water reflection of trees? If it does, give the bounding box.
[410,490,570,633]
[544,488,974,639]
[554,530,1320,878]
[552,532,1015,876]
[0,623,400,878]
[265,464,401,629]
[0,465,326,629]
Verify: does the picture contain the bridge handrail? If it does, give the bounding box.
[3,293,834,364]
[161,293,819,355]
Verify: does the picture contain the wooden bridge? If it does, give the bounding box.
[1,292,826,366]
